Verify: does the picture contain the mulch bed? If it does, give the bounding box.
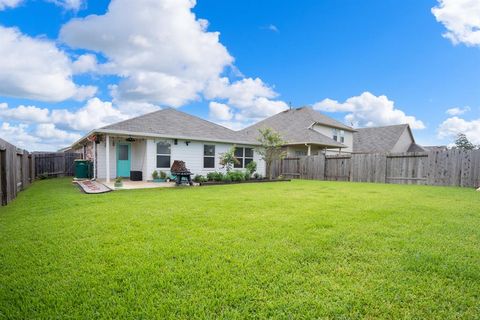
[199,179,290,186]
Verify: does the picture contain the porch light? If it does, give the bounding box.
[126,136,136,142]
[185,141,190,146]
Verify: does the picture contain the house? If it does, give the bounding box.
[240,107,356,156]
[70,106,425,182]
[71,108,266,182]
[353,124,425,153]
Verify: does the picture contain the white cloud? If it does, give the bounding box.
[446,106,471,116]
[205,77,288,122]
[438,116,480,144]
[60,0,233,107]
[50,98,128,131]
[313,92,426,129]
[0,122,73,151]
[432,0,480,46]
[0,0,21,10]
[266,24,279,33]
[0,102,50,122]
[72,54,98,74]
[35,123,81,141]
[0,98,129,132]
[0,26,96,102]
[46,0,84,11]
[209,102,232,121]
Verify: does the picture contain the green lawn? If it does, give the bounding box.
[0,179,479,319]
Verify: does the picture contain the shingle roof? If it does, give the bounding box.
[100,108,255,144]
[353,124,410,153]
[240,107,353,148]
[407,143,427,153]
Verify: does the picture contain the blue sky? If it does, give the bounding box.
[0,0,479,150]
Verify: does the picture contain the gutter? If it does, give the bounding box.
[70,129,262,149]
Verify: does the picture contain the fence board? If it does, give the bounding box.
[271,149,480,188]
[0,138,33,206]
[34,152,82,177]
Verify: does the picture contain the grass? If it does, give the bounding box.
[0,178,479,319]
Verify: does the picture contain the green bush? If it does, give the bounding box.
[207,172,224,181]
[244,171,251,181]
[159,171,167,179]
[227,170,245,182]
[246,161,257,175]
[152,170,159,179]
[193,175,207,183]
[254,173,263,180]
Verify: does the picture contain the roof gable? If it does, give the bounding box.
[101,108,253,144]
[353,124,410,153]
[240,107,353,148]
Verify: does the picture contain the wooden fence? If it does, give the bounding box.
[34,152,82,178]
[0,138,34,206]
[271,149,480,188]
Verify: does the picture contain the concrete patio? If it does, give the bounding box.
[99,179,177,190]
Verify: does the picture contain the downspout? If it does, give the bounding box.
[305,143,311,156]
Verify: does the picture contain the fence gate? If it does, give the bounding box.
[280,157,301,179]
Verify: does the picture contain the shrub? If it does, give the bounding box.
[246,161,257,176]
[253,173,262,180]
[152,170,159,179]
[207,172,224,181]
[159,171,167,179]
[227,170,245,182]
[244,171,251,181]
[222,175,232,183]
[193,175,207,183]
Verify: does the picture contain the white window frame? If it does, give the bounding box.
[156,141,171,169]
[234,147,254,168]
[203,144,215,169]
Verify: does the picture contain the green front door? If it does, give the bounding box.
[116,143,131,178]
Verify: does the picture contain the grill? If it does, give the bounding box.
[170,160,193,186]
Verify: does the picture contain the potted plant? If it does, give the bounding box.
[114,177,123,188]
[152,170,166,182]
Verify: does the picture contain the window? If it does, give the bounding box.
[204,145,215,168]
[295,150,307,156]
[118,145,129,160]
[156,142,171,168]
[332,128,338,141]
[332,129,345,143]
[234,147,254,168]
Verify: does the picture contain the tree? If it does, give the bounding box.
[454,133,476,150]
[219,146,240,172]
[256,128,286,179]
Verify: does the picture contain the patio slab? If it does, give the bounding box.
[99,179,176,190]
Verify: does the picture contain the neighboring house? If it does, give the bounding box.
[241,107,356,156]
[423,146,448,152]
[353,124,425,153]
[71,108,266,182]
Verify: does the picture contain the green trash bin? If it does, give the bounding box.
[74,160,91,179]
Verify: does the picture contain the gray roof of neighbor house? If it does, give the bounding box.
[353,124,419,153]
[240,107,354,148]
[97,108,256,144]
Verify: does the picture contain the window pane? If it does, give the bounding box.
[234,159,243,168]
[245,148,253,157]
[204,145,215,156]
[234,147,243,157]
[118,145,129,160]
[340,137,345,143]
[204,157,215,168]
[157,155,171,168]
[244,158,253,166]
[157,142,171,155]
